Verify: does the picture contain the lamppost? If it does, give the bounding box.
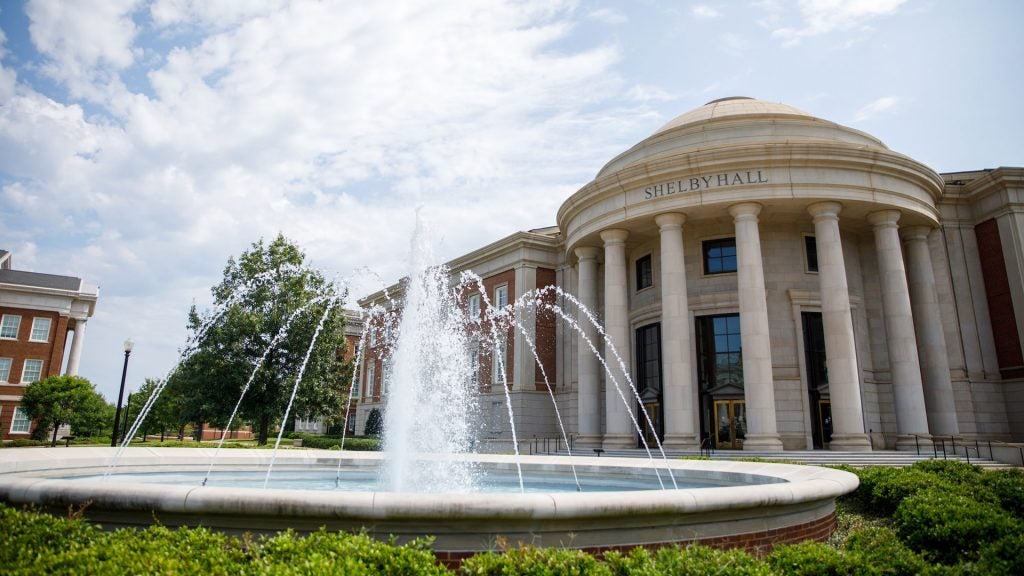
[111,338,134,447]
[121,392,133,442]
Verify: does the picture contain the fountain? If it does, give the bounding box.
[0,217,858,560]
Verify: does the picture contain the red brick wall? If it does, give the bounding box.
[477,270,515,389]
[975,219,1024,378]
[0,307,65,384]
[534,268,557,390]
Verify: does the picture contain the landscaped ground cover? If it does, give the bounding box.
[1,460,1021,574]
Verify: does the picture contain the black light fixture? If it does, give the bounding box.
[111,338,134,447]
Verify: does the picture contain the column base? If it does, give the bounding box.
[660,433,700,451]
[742,433,784,451]
[895,434,932,453]
[602,433,635,449]
[828,433,872,452]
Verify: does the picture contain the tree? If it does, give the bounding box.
[20,375,108,446]
[175,234,352,444]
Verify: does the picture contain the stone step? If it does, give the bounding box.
[544,448,1016,469]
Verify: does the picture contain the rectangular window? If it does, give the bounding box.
[0,358,11,382]
[469,344,480,387]
[21,359,43,383]
[365,363,375,398]
[493,337,508,385]
[635,323,662,393]
[636,254,653,291]
[30,317,52,342]
[495,284,508,309]
[468,294,481,319]
[805,236,819,273]
[11,406,31,433]
[703,238,737,275]
[0,315,21,339]
[697,314,743,390]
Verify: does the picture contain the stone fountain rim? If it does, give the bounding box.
[0,447,858,521]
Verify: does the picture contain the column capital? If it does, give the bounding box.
[574,246,601,261]
[867,210,901,228]
[807,201,843,221]
[728,202,762,220]
[901,225,934,243]
[600,228,629,245]
[654,212,686,229]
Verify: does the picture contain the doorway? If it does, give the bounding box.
[714,400,746,449]
[802,312,832,448]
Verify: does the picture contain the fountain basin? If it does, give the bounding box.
[0,447,858,560]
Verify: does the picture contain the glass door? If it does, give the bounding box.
[714,400,746,449]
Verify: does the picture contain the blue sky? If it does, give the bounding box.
[1,0,1021,401]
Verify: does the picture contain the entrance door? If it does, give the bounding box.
[802,312,831,449]
[816,400,833,449]
[639,401,661,448]
[714,400,746,449]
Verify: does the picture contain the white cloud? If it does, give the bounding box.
[852,95,902,122]
[2,0,657,398]
[26,0,141,101]
[626,84,676,102]
[692,5,722,19]
[587,7,628,25]
[771,0,907,46]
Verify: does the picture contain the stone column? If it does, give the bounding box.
[903,226,959,436]
[601,228,634,448]
[65,318,86,376]
[867,211,931,446]
[808,202,871,451]
[655,213,699,449]
[574,246,602,447]
[729,203,784,450]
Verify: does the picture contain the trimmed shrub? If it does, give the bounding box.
[973,533,1024,575]
[909,459,983,486]
[50,525,247,576]
[364,408,383,436]
[461,546,609,576]
[844,526,928,575]
[601,545,772,576]
[252,529,449,575]
[979,468,1024,518]
[767,541,851,576]
[894,488,1019,565]
[0,503,100,574]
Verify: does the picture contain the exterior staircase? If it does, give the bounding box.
[541,447,1017,469]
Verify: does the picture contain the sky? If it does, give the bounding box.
[1,0,1022,402]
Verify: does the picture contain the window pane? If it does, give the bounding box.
[0,358,10,381]
[22,360,43,383]
[11,406,31,433]
[0,315,20,339]
[703,239,737,274]
[805,236,819,272]
[30,318,51,341]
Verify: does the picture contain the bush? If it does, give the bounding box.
[364,408,383,436]
[0,439,48,448]
[973,533,1024,575]
[844,526,928,575]
[0,504,100,573]
[252,529,448,575]
[461,546,609,576]
[909,459,983,486]
[601,545,772,576]
[979,468,1024,518]
[894,488,1019,565]
[767,541,850,576]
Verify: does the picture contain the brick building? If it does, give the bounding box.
[0,250,98,439]
[356,97,1024,452]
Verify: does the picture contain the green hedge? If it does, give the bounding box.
[288,432,380,451]
[3,459,1024,574]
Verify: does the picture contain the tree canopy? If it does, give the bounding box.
[169,234,352,444]
[20,375,109,445]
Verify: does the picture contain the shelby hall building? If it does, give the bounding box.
[357,97,1024,452]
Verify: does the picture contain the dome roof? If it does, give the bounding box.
[595,96,888,179]
[651,96,815,136]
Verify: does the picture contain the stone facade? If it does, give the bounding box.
[358,98,1024,451]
